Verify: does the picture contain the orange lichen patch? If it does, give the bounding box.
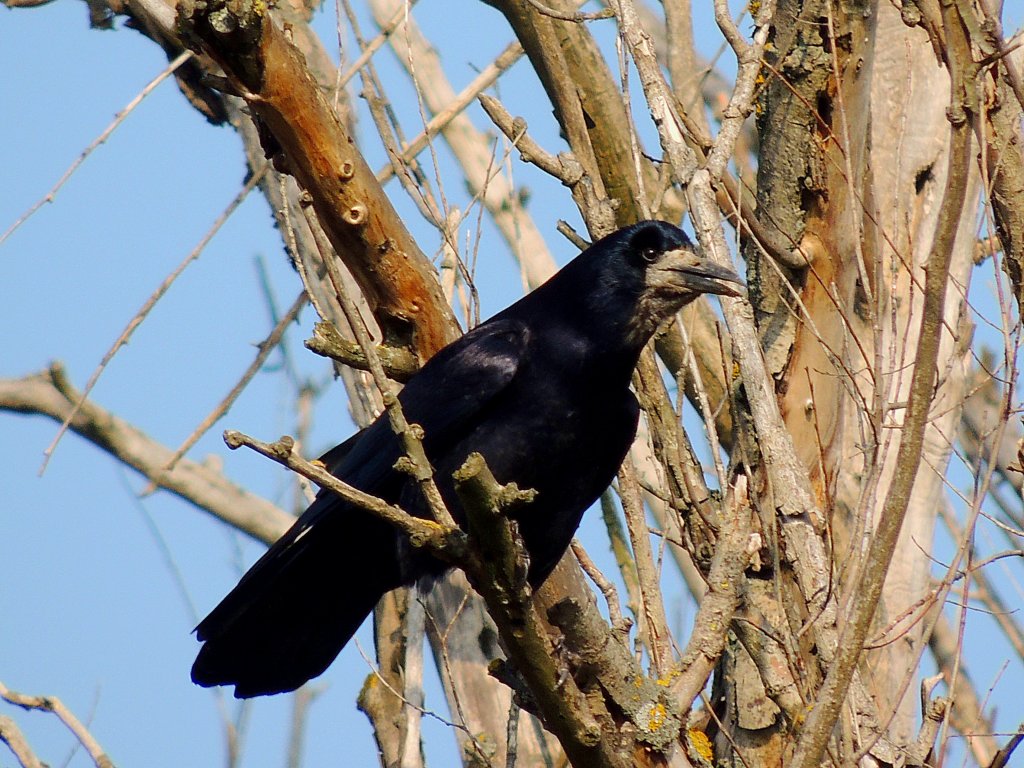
[686,728,713,766]
[655,667,681,687]
[643,701,668,732]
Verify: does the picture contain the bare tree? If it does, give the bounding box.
[2,0,1023,767]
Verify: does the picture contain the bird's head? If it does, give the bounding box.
[567,220,744,350]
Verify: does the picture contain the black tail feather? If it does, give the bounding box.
[192,498,401,698]
[191,576,382,697]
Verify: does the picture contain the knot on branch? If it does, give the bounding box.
[407,518,459,552]
[392,455,418,476]
[223,429,246,449]
[343,203,369,226]
[488,658,540,716]
[498,482,537,509]
[304,321,419,382]
[555,153,584,185]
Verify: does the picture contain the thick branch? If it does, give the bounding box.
[0,716,42,768]
[546,595,682,750]
[483,0,642,229]
[1,365,291,545]
[177,0,458,355]
[788,10,975,764]
[453,453,627,768]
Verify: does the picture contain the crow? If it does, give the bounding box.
[191,220,743,697]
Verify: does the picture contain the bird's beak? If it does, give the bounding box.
[655,247,745,298]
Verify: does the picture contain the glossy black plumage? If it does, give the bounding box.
[191,220,743,698]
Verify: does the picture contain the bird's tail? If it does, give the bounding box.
[191,499,399,698]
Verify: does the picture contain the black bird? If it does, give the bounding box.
[192,220,743,697]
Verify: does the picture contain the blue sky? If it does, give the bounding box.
[2,2,1023,767]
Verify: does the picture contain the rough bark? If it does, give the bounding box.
[177,0,459,355]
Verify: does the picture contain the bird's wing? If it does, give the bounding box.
[193,319,529,651]
[329,316,530,488]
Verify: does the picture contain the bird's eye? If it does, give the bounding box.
[640,247,660,264]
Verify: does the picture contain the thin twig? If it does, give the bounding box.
[478,94,585,186]
[352,640,475,733]
[0,51,192,247]
[598,489,643,617]
[222,429,463,556]
[0,682,114,768]
[571,539,628,633]
[156,289,306,479]
[39,165,267,475]
[368,3,555,290]
[928,612,999,765]
[617,458,674,675]
[0,716,43,768]
[343,0,442,227]
[375,39,525,184]
[334,0,419,92]
[939,506,1024,661]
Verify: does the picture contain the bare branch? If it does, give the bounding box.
[906,695,949,766]
[223,429,464,557]
[452,453,623,768]
[989,724,1024,768]
[0,365,291,545]
[545,591,683,750]
[0,716,43,768]
[304,320,419,382]
[478,93,610,232]
[0,682,115,768]
[177,0,459,356]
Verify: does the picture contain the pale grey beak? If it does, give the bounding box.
[653,247,745,299]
